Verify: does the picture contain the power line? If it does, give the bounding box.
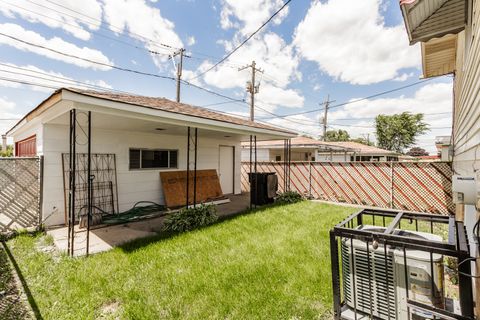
[0,32,177,81]
[30,0,179,52]
[188,0,292,81]
[0,66,130,94]
[0,0,172,56]
[269,78,437,118]
[0,75,253,120]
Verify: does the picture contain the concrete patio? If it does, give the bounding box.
[47,193,251,256]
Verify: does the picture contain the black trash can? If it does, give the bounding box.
[249,172,278,205]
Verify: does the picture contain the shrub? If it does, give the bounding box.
[275,191,304,204]
[163,204,218,233]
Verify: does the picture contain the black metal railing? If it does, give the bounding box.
[330,208,475,320]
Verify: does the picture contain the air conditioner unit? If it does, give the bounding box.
[341,226,444,320]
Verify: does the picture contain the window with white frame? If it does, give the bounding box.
[129,148,178,169]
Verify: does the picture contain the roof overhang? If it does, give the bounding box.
[6,89,296,141]
[400,0,466,45]
[421,33,458,78]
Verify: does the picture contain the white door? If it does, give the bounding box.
[219,146,234,194]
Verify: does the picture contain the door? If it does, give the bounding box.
[219,146,234,194]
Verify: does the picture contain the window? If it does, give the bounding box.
[129,148,178,169]
[275,155,281,161]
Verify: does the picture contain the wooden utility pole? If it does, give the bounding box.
[321,95,333,141]
[172,48,185,102]
[239,60,263,121]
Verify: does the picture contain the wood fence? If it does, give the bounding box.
[241,161,454,214]
[0,157,42,233]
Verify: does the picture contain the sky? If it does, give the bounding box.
[0,0,453,154]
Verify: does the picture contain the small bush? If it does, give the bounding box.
[163,204,218,233]
[275,191,304,204]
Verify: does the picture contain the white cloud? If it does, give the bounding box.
[190,32,303,112]
[294,0,420,85]
[220,0,289,35]
[328,82,453,120]
[187,36,196,46]
[0,23,113,70]
[0,97,22,135]
[102,0,183,68]
[0,0,102,41]
[0,63,113,92]
[327,82,453,153]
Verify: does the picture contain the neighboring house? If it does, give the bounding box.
[5,88,294,226]
[435,135,452,161]
[241,136,399,162]
[400,0,480,314]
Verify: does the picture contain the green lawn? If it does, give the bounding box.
[7,201,355,320]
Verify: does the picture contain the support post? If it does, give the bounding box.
[193,128,198,208]
[330,230,341,319]
[69,109,77,257]
[86,111,92,256]
[186,127,190,207]
[249,135,252,209]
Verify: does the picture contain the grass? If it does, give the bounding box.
[6,201,355,320]
[0,242,31,319]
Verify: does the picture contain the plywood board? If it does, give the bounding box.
[160,169,224,208]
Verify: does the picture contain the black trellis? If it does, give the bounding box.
[66,109,96,256]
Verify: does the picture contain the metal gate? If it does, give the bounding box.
[0,157,42,233]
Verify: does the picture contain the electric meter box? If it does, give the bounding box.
[452,174,477,205]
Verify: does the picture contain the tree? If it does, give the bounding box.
[324,129,350,142]
[406,147,429,157]
[375,112,429,153]
[350,137,374,146]
[0,144,13,157]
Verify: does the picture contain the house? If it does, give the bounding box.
[6,88,294,226]
[241,136,399,162]
[400,0,480,315]
[435,135,452,161]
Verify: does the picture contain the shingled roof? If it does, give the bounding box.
[243,136,397,155]
[7,87,296,136]
[65,88,294,134]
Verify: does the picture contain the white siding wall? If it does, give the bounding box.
[241,148,270,161]
[453,3,480,176]
[41,124,241,226]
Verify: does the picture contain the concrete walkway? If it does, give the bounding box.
[48,193,250,256]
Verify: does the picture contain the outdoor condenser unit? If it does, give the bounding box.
[341,226,444,320]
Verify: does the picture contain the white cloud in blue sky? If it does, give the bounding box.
[0,0,453,153]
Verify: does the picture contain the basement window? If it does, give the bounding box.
[129,148,178,170]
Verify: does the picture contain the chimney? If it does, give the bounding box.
[2,134,6,152]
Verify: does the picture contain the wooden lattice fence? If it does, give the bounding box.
[241,161,454,214]
[0,157,42,233]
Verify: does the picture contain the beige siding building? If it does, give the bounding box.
[241,136,399,162]
[401,0,480,315]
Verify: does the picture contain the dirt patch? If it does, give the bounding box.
[97,300,122,319]
[0,243,31,320]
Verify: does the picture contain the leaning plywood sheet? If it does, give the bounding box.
[160,169,224,208]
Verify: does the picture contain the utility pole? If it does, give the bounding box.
[239,60,263,121]
[322,95,330,141]
[172,48,185,102]
[361,133,370,145]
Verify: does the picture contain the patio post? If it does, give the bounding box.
[68,108,77,257]
[193,128,198,208]
[86,111,92,257]
[186,127,190,207]
[249,135,252,209]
